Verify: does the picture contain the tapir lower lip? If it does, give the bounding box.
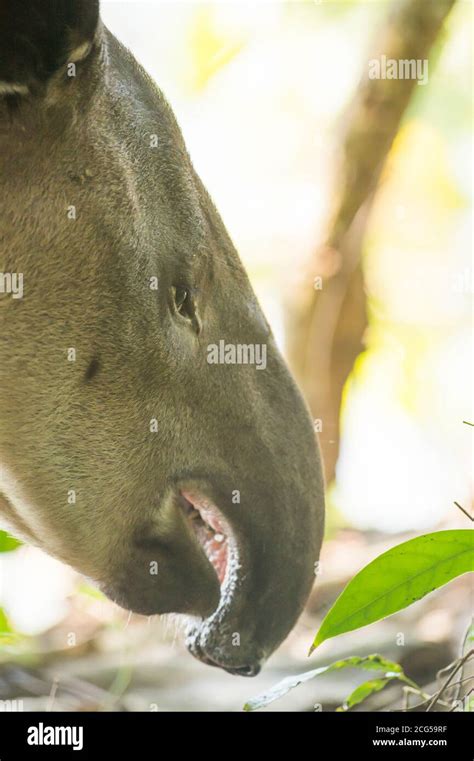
[175,483,253,670]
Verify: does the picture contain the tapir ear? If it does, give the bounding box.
[0,0,100,95]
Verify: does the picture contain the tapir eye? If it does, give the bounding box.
[170,284,201,335]
[172,285,190,316]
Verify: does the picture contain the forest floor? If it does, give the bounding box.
[0,530,470,712]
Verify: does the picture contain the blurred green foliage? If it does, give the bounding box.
[0,531,21,553]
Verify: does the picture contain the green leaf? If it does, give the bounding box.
[0,608,11,633]
[0,531,21,553]
[0,609,23,647]
[336,677,395,711]
[244,654,406,711]
[311,530,473,652]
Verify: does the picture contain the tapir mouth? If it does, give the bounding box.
[180,490,233,586]
[178,489,258,674]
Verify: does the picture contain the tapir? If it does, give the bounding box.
[0,0,324,676]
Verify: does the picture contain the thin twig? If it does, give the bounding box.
[46,676,59,712]
[448,686,474,712]
[454,501,474,522]
[394,692,452,712]
[436,656,460,681]
[426,649,474,711]
[402,685,431,711]
[453,619,474,702]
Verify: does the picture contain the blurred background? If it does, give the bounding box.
[0,0,472,711]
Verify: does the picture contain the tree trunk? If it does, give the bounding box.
[287,0,457,484]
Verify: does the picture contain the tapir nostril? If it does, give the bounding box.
[225,663,262,677]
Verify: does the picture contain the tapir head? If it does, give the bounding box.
[0,1,324,675]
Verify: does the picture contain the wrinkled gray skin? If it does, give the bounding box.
[0,7,324,676]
